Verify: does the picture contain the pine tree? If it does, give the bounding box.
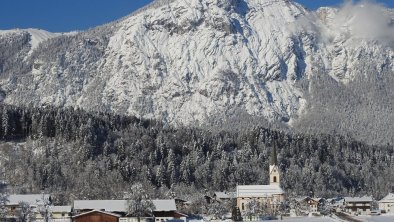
[0,181,8,221]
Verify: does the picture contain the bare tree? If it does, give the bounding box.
[16,201,34,222]
[208,201,227,220]
[38,194,52,222]
[125,183,155,222]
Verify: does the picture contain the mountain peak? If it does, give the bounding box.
[1,0,394,144]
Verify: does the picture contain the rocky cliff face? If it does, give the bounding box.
[1,0,394,143]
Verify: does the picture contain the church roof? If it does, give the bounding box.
[236,185,284,197]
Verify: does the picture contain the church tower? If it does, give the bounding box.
[269,145,280,186]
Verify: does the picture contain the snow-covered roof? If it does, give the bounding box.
[74,199,177,212]
[7,194,50,206]
[152,199,176,211]
[295,196,310,202]
[236,185,284,197]
[379,193,394,203]
[52,206,72,212]
[214,192,236,199]
[344,196,373,203]
[73,210,121,218]
[74,200,127,212]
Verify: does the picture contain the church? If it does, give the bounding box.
[236,147,285,215]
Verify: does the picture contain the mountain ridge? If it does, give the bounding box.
[0,0,394,144]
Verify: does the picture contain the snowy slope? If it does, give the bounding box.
[25,28,61,52]
[0,28,60,54]
[98,0,313,123]
[0,0,394,142]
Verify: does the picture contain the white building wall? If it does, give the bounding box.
[120,217,152,222]
[36,219,71,222]
[379,202,394,213]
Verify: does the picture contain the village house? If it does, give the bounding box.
[150,200,187,222]
[236,147,285,217]
[344,196,373,215]
[73,210,121,222]
[52,206,72,221]
[379,193,394,214]
[294,197,324,214]
[326,198,345,213]
[35,205,72,222]
[5,194,51,219]
[73,199,187,222]
[213,192,236,202]
[73,200,127,215]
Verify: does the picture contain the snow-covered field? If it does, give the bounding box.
[356,215,394,222]
[280,215,394,222]
[189,216,394,222]
[280,217,334,221]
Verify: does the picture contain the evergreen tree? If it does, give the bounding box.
[0,181,8,221]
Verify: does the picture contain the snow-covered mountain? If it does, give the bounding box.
[0,28,61,54]
[1,0,394,143]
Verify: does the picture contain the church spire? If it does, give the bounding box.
[269,145,280,186]
[270,144,278,166]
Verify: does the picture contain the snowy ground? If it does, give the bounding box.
[355,215,394,222]
[195,215,394,222]
[278,217,335,221]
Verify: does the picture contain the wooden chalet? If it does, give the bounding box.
[344,196,373,215]
[73,210,120,222]
[73,199,187,222]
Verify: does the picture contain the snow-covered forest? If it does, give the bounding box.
[0,105,392,205]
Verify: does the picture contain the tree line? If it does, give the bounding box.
[0,104,393,205]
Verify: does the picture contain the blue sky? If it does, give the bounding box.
[0,0,393,32]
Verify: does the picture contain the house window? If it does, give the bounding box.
[273,176,277,183]
[242,203,245,211]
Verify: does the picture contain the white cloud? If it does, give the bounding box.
[292,0,394,45]
[332,0,394,41]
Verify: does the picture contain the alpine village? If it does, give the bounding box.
[1,0,394,222]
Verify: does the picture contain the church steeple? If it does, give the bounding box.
[269,145,280,186]
[270,144,278,166]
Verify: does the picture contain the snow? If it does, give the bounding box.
[344,196,373,203]
[73,200,128,212]
[51,205,72,212]
[151,199,177,211]
[379,193,394,203]
[25,28,60,52]
[7,194,50,206]
[237,185,284,197]
[0,30,19,35]
[271,217,335,221]
[0,28,60,55]
[356,215,394,222]
[1,0,394,127]
[73,199,177,212]
[101,0,313,124]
